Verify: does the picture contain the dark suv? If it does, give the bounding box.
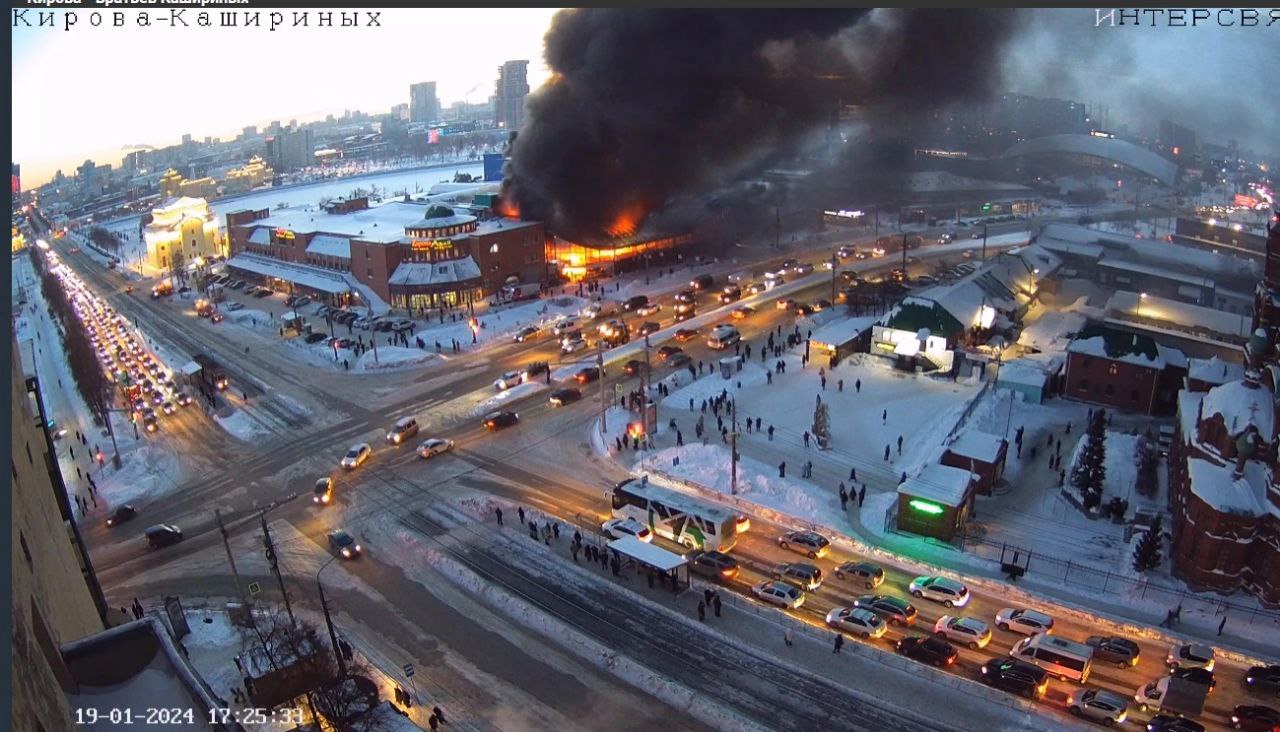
[853,595,917,626]
[1244,665,1280,697]
[896,635,957,667]
[980,657,1048,699]
[688,550,740,581]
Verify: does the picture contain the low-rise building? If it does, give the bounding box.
[1062,323,1187,415]
[940,430,1009,495]
[896,464,976,542]
[142,196,225,271]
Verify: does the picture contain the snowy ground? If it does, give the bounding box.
[213,409,274,443]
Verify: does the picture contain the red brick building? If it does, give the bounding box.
[940,430,1009,496]
[225,196,545,310]
[1062,324,1187,416]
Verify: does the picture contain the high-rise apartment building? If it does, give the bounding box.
[410,81,440,124]
[264,127,315,172]
[494,60,530,130]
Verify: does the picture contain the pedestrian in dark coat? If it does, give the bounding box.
[881,408,887,424]
[849,467,856,481]
[712,593,722,617]
[528,521,538,539]
[495,507,503,525]
[768,425,775,440]
[884,444,891,461]
[839,485,848,510]
[518,506,525,524]
[705,588,714,605]
[433,706,447,724]
[858,485,866,506]
[574,530,582,545]
[833,634,844,653]
[429,714,439,730]
[552,522,560,539]
[697,601,706,621]
[855,378,861,393]
[778,461,786,478]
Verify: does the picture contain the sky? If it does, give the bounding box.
[11,8,1278,189]
[11,7,563,187]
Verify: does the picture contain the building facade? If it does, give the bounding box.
[142,196,225,271]
[221,156,273,194]
[264,127,314,172]
[494,60,530,130]
[410,81,440,125]
[1062,324,1187,416]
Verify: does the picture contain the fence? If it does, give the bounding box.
[960,533,1280,628]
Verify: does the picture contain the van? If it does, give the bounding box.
[1011,634,1094,683]
[145,524,183,549]
[386,416,419,444]
[707,325,740,350]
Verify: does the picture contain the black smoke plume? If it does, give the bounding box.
[503,9,1023,241]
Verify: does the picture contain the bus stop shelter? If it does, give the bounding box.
[607,536,690,594]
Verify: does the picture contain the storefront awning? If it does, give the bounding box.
[225,253,350,295]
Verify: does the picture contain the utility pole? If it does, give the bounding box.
[901,234,908,274]
[260,514,295,627]
[730,399,739,495]
[216,509,251,610]
[830,251,838,303]
[597,339,608,434]
[981,223,989,262]
[316,575,348,680]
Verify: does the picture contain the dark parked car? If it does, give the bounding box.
[656,345,683,361]
[852,595,918,626]
[896,635,958,667]
[106,504,137,527]
[1086,636,1142,668]
[667,353,693,369]
[305,332,327,344]
[690,274,714,290]
[1245,665,1280,697]
[549,387,582,406]
[1231,705,1280,731]
[638,321,661,337]
[688,550,741,581]
[144,524,183,549]
[483,410,520,431]
[1145,715,1204,732]
[674,328,699,343]
[674,290,697,304]
[624,359,649,376]
[1171,666,1217,690]
[979,657,1048,699]
[623,295,650,311]
[574,366,602,384]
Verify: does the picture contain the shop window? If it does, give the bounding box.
[1108,363,1118,376]
[490,243,499,254]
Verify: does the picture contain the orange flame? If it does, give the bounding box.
[496,197,520,219]
[606,202,645,238]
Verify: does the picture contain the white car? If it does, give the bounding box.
[909,576,971,608]
[552,318,578,336]
[752,581,805,609]
[636,303,661,316]
[417,438,454,460]
[340,443,372,470]
[777,530,831,559]
[224,302,244,311]
[581,303,603,319]
[560,336,588,354]
[1166,643,1215,672]
[826,607,887,639]
[493,371,524,391]
[602,517,652,542]
[933,615,992,650]
[1067,688,1129,726]
[995,607,1055,635]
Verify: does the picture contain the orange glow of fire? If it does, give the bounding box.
[606,203,645,238]
[496,198,520,219]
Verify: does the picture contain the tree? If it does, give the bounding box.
[30,247,113,424]
[1132,515,1164,573]
[1134,434,1159,497]
[812,399,831,450]
[1072,408,1107,510]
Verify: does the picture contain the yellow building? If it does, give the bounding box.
[178,176,218,199]
[12,225,26,253]
[158,168,185,198]
[221,155,273,194]
[142,196,224,270]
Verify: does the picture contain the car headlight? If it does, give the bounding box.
[354,545,361,552]
[341,548,351,557]
[322,495,330,503]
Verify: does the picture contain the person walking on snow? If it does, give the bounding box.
[833,634,844,653]
[768,425,775,441]
[495,507,503,526]
[839,484,848,510]
[778,462,786,478]
[803,431,811,448]
[897,435,903,455]
[697,601,706,622]
[859,485,866,506]
[884,444,891,461]
[881,408,887,424]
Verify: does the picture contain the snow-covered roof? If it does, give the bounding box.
[1017,310,1086,351]
[387,257,482,287]
[810,315,878,347]
[1002,134,1180,186]
[225,253,351,294]
[407,213,476,230]
[1098,258,1215,289]
[251,201,430,244]
[1188,356,1246,387]
[153,196,208,214]
[304,233,351,260]
[247,227,270,245]
[1178,390,1205,443]
[473,218,543,236]
[907,171,1033,193]
[898,463,973,508]
[1200,379,1275,440]
[1107,290,1251,339]
[607,535,688,571]
[1067,326,1186,370]
[1037,236,1105,260]
[996,358,1051,389]
[946,430,1007,464]
[1186,457,1274,517]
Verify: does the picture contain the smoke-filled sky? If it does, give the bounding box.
[11,7,1277,192]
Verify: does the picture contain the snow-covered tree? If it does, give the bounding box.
[812,400,831,450]
[1073,408,1107,510]
[1132,515,1164,573]
[1135,434,1159,497]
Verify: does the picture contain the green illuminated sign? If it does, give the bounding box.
[908,499,945,515]
[981,203,992,212]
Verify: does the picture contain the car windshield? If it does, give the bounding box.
[332,531,352,544]
[346,449,360,458]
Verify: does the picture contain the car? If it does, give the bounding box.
[636,303,662,317]
[106,504,137,527]
[161,401,176,415]
[670,330,701,345]
[747,282,769,295]
[657,346,683,361]
[776,298,796,311]
[623,295,650,312]
[672,309,695,323]
[229,279,246,290]
[913,275,937,287]
[674,290,697,304]
[792,263,814,275]
[1068,688,1130,726]
[602,517,653,542]
[1170,666,1217,690]
[494,370,525,391]
[313,477,334,506]
[224,301,244,312]
[305,332,327,344]
[581,303,605,320]
[328,530,362,559]
[1145,715,1205,732]
[837,246,855,259]
[980,656,1049,699]
[834,561,884,589]
[623,359,649,376]
[1244,665,1280,697]
[561,335,588,353]
[340,443,372,469]
[731,305,754,320]
[253,289,272,298]
[175,391,193,407]
[734,515,751,533]
[514,326,540,343]
[144,524,183,549]
[638,321,661,337]
[1083,636,1141,668]
[995,607,1055,635]
[778,530,830,558]
[772,562,824,591]
[751,580,804,609]
[666,353,693,369]
[549,387,582,406]
[484,410,519,430]
[417,438,455,459]
[719,286,742,303]
[780,258,799,270]
[896,634,958,667]
[553,318,579,336]
[934,615,992,650]
[143,414,159,433]
[826,607,887,639]
[909,575,970,608]
[690,274,714,291]
[1232,705,1280,731]
[1167,643,1215,672]
[574,366,602,384]
[971,231,983,239]
[687,550,740,581]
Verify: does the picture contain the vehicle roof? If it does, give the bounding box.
[329,530,353,541]
[394,416,416,427]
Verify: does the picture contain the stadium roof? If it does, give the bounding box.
[1001,134,1179,186]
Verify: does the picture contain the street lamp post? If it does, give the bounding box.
[316,557,348,681]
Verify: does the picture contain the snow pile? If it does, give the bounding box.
[474,381,548,416]
[213,409,271,442]
[648,443,833,524]
[662,359,769,409]
[355,346,440,373]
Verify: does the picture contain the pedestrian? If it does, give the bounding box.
[70,445,75,460]
[784,627,794,647]
[712,592,722,617]
[768,425,775,441]
[897,435,904,454]
[859,485,866,506]
[849,467,856,481]
[528,521,538,540]
[233,655,243,673]
[854,378,862,394]
[429,714,439,731]
[574,529,582,545]
[495,507,503,526]
[756,418,762,432]
[821,375,827,390]
[705,588,714,606]
[571,543,579,562]
[697,600,706,621]
[778,461,786,478]
[552,522,560,540]
[766,371,772,385]
[803,431,811,448]
[881,408,887,424]
[433,706,447,725]
[1160,609,1174,628]
[884,444,891,461]
[833,634,844,653]
[90,492,97,508]
[804,460,813,478]
[518,506,525,524]
[839,484,848,510]
[1173,604,1182,624]
[76,466,83,480]
[1217,616,1226,636]
[838,379,843,392]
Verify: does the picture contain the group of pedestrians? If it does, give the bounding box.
[696,587,724,621]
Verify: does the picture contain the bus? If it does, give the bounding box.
[607,478,738,552]
[1011,634,1094,683]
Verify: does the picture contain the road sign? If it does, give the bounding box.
[403,663,415,678]
[614,383,623,396]
[247,582,262,597]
